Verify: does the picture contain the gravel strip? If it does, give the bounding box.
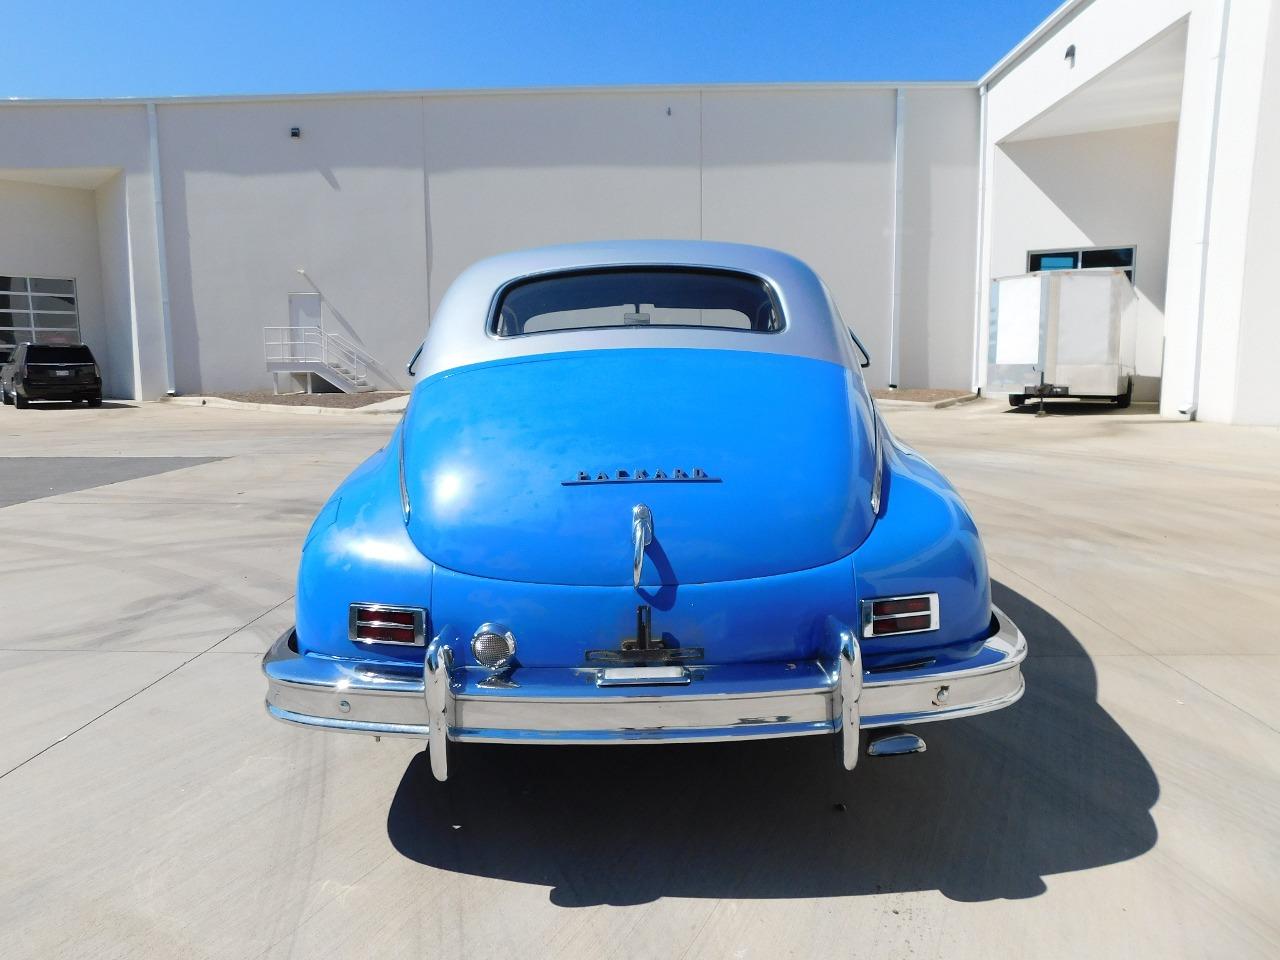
[211,390,407,409]
[870,388,972,403]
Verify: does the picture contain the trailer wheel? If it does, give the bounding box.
[1008,394,1027,408]
[1114,379,1133,409]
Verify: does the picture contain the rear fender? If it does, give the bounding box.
[296,423,434,663]
[852,433,992,669]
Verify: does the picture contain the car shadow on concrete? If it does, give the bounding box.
[386,582,1158,905]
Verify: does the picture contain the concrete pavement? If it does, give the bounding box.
[0,398,1276,959]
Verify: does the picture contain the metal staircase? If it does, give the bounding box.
[264,326,376,393]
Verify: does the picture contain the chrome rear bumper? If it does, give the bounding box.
[263,606,1026,779]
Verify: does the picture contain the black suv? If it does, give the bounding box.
[1,343,103,408]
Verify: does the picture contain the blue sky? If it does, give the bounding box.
[6,1,1063,100]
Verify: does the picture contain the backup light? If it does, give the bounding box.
[472,623,517,669]
[348,604,426,646]
[861,593,939,639]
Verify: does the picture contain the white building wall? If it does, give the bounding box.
[979,0,1280,424]
[0,177,107,372]
[93,172,138,399]
[987,123,1178,401]
[978,0,1202,402]
[1231,0,1280,426]
[0,105,168,399]
[701,88,899,387]
[421,89,702,333]
[983,1,1198,143]
[1,0,1272,420]
[140,85,974,394]
[156,98,430,394]
[1191,0,1277,422]
[897,88,981,390]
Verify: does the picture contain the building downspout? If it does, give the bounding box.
[888,87,906,389]
[970,83,989,393]
[1185,0,1233,420]
[147,102,177,395]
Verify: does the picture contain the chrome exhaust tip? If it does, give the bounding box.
[866,731,926,757]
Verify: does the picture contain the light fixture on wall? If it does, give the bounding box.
[1064,44,1076,68]
[290,127,301,139]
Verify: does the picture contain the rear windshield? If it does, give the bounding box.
[491,267,784,337]
[26,345,94,364]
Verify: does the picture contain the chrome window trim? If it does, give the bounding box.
[860,592,940,639]
[870,408,884,514]
[348,603,426,647]
[397,428,410,523]
[485,264,787,340]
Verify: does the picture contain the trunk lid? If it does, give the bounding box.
[403,348,875,586]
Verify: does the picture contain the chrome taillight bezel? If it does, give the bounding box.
[348,603,427,646]
[860,592,939,639]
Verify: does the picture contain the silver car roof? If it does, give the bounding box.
[416,239,862,379]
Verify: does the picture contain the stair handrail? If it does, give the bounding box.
[264,325,371,383]
[264,326,322,364]
[321,330,372,380]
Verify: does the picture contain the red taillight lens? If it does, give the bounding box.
[862,593,938,638]
[370,609,416,626]
[872,596,932,617]
[349,605,424,645]
[871,613,933,635]
[355,623,416,642]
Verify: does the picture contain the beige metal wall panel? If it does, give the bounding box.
[1,87,983,397]
[156,98,431,394]
[422,91,702,326]
[898,88,980,390]
[700,89,898,387]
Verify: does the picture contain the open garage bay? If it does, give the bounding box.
[0,400,1277,959]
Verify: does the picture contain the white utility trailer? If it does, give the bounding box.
[986,268,1137,407]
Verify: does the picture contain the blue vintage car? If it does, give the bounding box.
[263,240,1026,781]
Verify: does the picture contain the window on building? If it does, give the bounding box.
[0,276,81,364]
[1030,252,1079,271]
[1028,247,1135,282]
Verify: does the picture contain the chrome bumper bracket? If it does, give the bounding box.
[829,617,862,771]
[425,630,456,783]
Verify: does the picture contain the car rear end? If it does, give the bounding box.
[262,243,1027,782]
[13,344,102,405]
